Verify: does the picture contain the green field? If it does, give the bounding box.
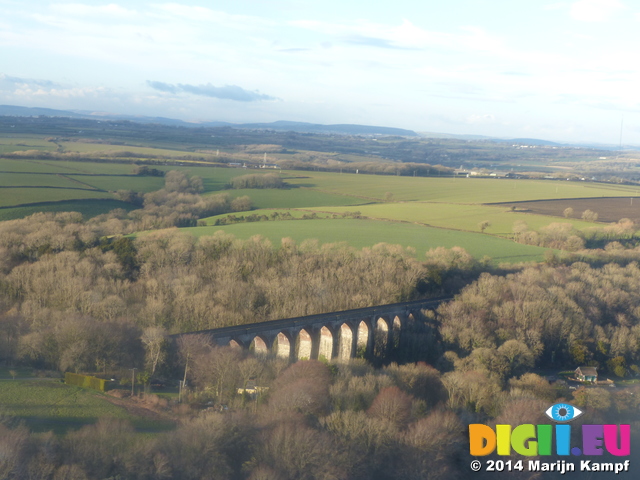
[32,160,141,175]
[0,379,173,434]
[70,175,165,192]
[0,157,146,176]
[0,199,135,221]
[0,154,636,263]
[178,218,550,263]
[0,173,87,188]
[225,187,367,209]
[305,202,599,236]
[283,172,640,203]
[163,166,260,193]
[0,187,114,208]
[58,141,215,158]
[0,137,56,154]
[202,208,334,223]
[0,158,85,173]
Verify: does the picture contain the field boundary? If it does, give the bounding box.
[293,207,516,238]
[58,174,106,191]
[487,195,640,205]
[0,171,146,177]
[0,185,103,192]
[0,197,115,211]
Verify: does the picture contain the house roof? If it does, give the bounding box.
[576,366,598,376]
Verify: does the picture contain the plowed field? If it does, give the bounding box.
[497,197,640,223]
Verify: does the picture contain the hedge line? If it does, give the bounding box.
[64,372,106,392]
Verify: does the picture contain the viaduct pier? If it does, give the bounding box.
[172,297,451,362]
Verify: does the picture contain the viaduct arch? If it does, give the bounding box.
[172,297,450,362]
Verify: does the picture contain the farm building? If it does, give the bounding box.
[575,366,598,383]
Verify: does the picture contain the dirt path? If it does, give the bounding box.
[101,393,177,425]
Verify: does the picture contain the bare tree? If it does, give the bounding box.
[141,326,167,377]
[255,419,349,480]
[367,386,413,429]
[231,196,252,212]
[177,334,212,392]
[399,410,464,480]
[582,209,599,222]
[238,356,263,389]
[191,346,243,402]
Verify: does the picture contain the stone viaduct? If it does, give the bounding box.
[173,297,451,362]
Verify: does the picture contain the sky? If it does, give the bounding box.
[1,0,640,144]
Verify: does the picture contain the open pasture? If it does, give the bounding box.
[0,158,139,175]
[0,136,56,154]
[179,218,550,263]
[71,175,165,193]
[0,173,87,188]
[201,208,334,224]
[0,379,173,434]
[225,187,367,209]
[0,154,634,263]
[165,165,252,192]
[58,141,215,158]
[0,158,93,174]
[36,160,141,175]
[283,171,640,203]
[305,202,599,236]
[0,199,135,221]
[0,187,113,208]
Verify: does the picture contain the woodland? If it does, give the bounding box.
[1,165,640,478]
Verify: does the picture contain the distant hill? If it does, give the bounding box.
[0,105,208,127]
[494,137,624,150]
[0,105,417,137]
[417,131,496,141]
[233,121,418,136]
[501,138,562,146]
[0,105,90,119]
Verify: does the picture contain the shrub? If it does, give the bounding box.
[64,372,106,392]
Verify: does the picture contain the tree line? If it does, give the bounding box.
[1,353,638,480]
[2,167,640,477]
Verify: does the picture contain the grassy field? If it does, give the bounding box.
[201,208,335,223]
[304,202,599,236]
[178,218,550,263]
[283,172,640,203]
[0,187,114,208]
[0,154,636,263]
[0,158,102,174]
[0,158,145,175]
[0,136,56,154]
[226,188,367,209]
[0,378,173,434]
[70,175,165,192]
[0,173,88,188]
[8,161,638,213]
[58,141,215,158]
[0,199,135,221]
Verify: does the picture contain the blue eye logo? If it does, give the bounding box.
[545,403,583,422]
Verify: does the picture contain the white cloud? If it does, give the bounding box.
[151,3,274,29]
[570,0,624,22]
[0,74,109,100]
[543,3,569,11]
[13,85,108,99]
[289,18,509,56]
[50,3,137,17]
[467,114,496,124]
